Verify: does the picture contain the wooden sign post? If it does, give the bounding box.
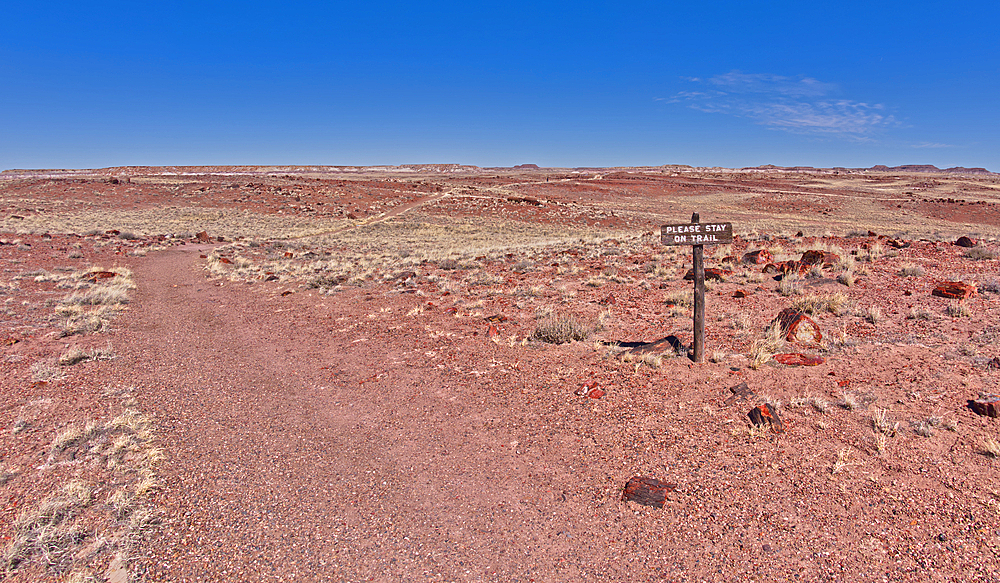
[660,213,733,363]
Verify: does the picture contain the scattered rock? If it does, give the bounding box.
[771,308,822,344]
[773,353,825,366]
[195,230,211,242]
[970,394,1000,418]
[724,381,756,406]
[732,289,748,298]
[599,293,617,305]
[485,314,508,323]
[575,380,599,396]
[989,356,1000,369]
[683,267,731,281]
[280,290,293,296]
[219,257,233,264]
[932,281,977,300]
[627,335,686,356]
[587,388,605,399]
[263,275,279,282]
[955,236,977,248]
[741,249,772,265]
[799,250,840,267]
[621,476,676,508]
[748,403,785,433]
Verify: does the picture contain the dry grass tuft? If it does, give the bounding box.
[777,274,802,296]
[791,292,850,315]
[983,438,1000,458]
[966,246,997,260]
[898,264,925,277]
[748,324,785,370]
[946,301,971,318]
[871,408,898,437]
[58,343,114,366]
[831,448,856,474]
[861,305,883,324]
[532,314,591,344]
[31,361,66,382]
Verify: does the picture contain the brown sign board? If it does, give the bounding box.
[660,222,732,246]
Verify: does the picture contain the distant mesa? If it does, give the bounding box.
[512,164,540,170]
[742,164,993,175]
[868,164,993,175]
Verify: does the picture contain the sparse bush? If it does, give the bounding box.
[664,290,692,308]
[748,324,785,370]
[898,264,924,277]
[966,246,997,260]
[732,313,753,331]
[30,361,65,382]
[837,271,855,287]
[792,292,850,315]
[871,408,898,437]
[946,301,971,318]
[907,307,933,320]
[862,305,883,324]
[778,274,802,296]
[532,314,591,344]
[983,438,1000,458]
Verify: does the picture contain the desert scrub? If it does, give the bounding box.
[663,290,692,308]
[898,263,924,277]
[836,271,855,287]
[791,292,849,315]
[860,305,883,324]
[777,274,802,296]
[532,314,591,344]
[58,343,114,366]
[907,307,933,320]
[966,246,997,260]
[946,301,971,317]
[748,324,785,370]
[4,480,93,574]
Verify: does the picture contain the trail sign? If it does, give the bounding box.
[660,222,732,246]
[660,213,731,363]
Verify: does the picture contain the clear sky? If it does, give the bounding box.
[3,1,998,171]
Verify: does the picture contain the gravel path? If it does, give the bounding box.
[109,245,587,582]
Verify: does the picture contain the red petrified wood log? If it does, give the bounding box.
[741,249,772,265]
[771,308,822,344]
[748,403,785,433]
[932,281,977,300]
[622,476,677,508]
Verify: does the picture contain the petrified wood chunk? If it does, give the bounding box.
[970,395,1000,418]
[749,403,785,433]
[622,476,677,508]
[932,281,977,300]
[771,308,822,344]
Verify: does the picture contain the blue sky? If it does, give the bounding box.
[3,1,998,170]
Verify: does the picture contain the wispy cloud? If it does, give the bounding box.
[671,71,897,139]
[911,141,954,148]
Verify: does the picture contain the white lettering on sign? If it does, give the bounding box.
[660,222,733,246]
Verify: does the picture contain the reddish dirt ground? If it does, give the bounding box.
[2,166,1000,582]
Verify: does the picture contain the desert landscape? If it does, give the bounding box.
[1,163,1000,582]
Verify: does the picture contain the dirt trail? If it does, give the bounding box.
[107,245,599,582]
